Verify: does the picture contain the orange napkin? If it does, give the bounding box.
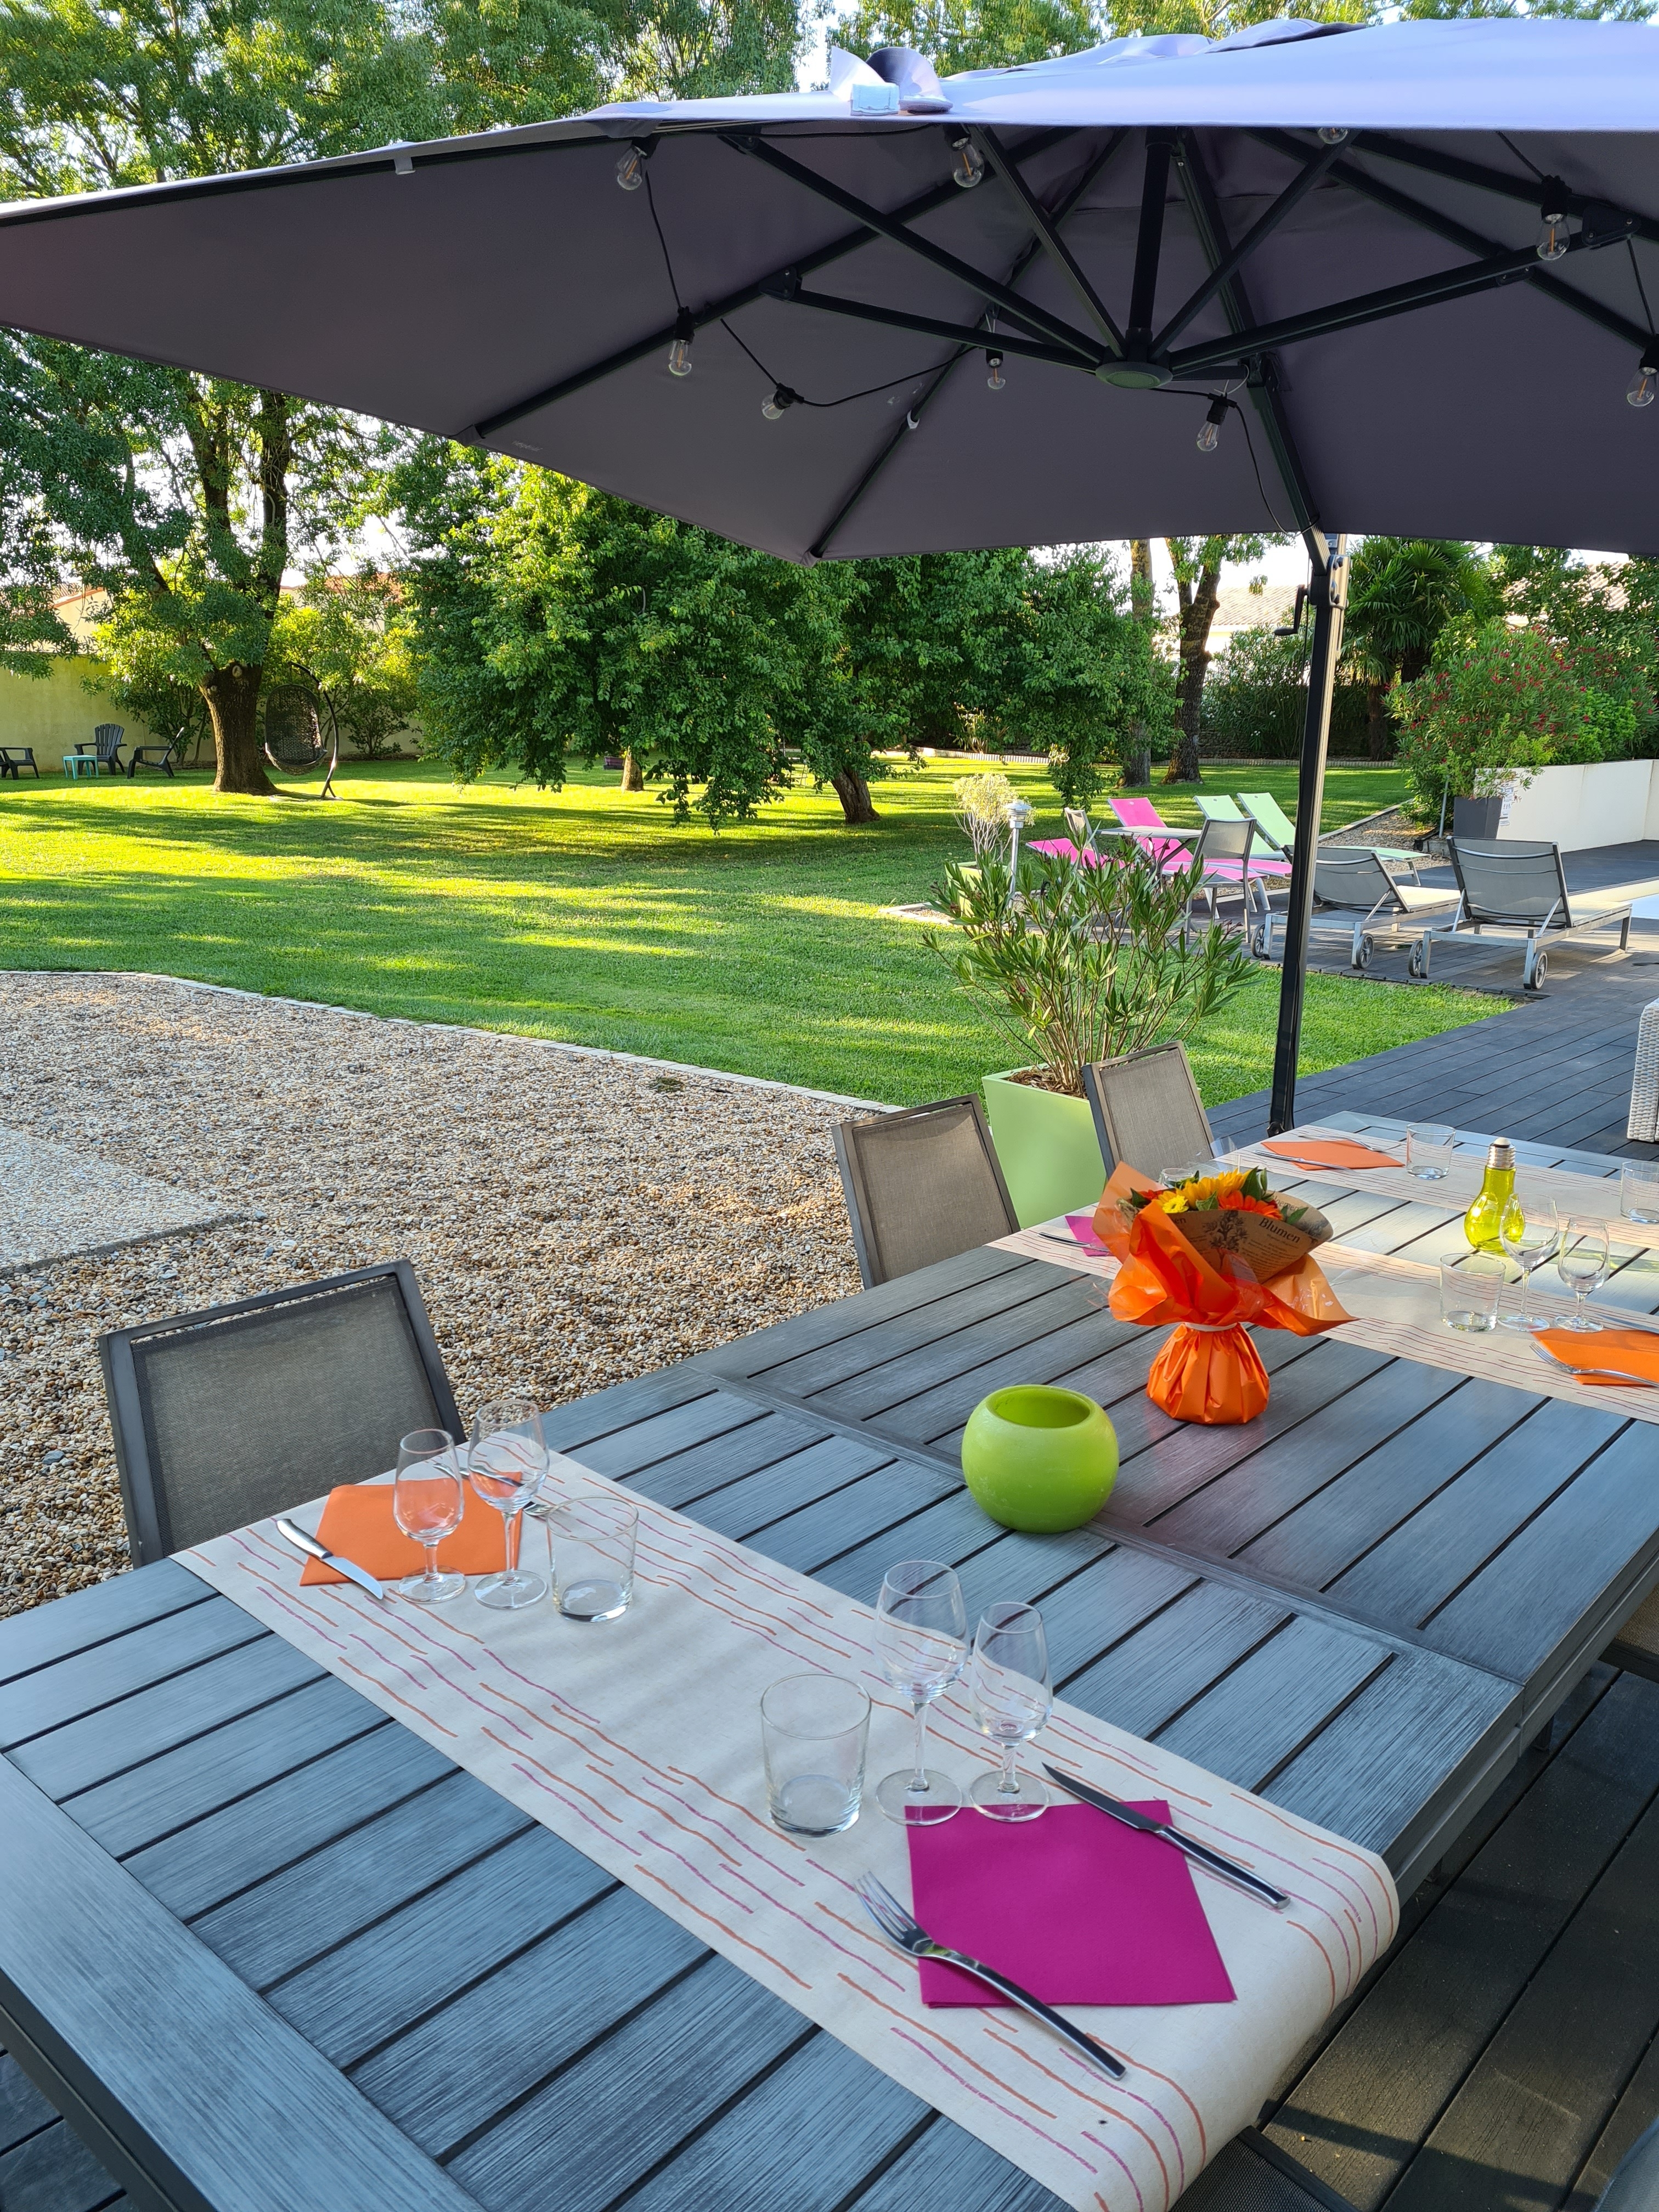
[297,1482,516,1584]
[1534,1329,1659,1389]
[1260,1137,1403,1171]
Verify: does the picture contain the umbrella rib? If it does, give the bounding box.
[805,131,1129,561]
[781,287,1087,367]
[1171,133,1323,560]
[968,126,1123,354]
[730,133,1105,365]
[1152,136,1350,358]
[469,134,1081,442]
[1357,131,1659,254]
[1249,129,1655,356]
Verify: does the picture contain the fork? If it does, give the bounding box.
[855,1872,1127,2080]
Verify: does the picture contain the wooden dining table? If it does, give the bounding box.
[4,1111,1658,2212]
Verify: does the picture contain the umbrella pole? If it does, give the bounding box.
[1267,533,1348,1135]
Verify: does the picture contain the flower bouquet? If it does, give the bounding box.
[1092,1163,1353,1425]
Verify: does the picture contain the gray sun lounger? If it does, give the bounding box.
[1446,838,1633,990]
[1254,848,1462,974]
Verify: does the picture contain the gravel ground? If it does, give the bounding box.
[0,972,865,1620]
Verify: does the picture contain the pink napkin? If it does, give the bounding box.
[906,1801,1236,2007]
[1064,1211,1109,1256]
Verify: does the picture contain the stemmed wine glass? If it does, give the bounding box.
[968,1602,1052,1821]
[1555,1216,1611,1331]
[393,1429,465,1604]
[1499,1195,1559,1334]
[872,1559,968,1826]
[468,1393,548,1609]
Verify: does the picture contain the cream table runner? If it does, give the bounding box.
[180,1464,1398,2212]
[995,1222,1659,1427]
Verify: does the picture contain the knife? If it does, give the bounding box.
[274,1517,389,1602]
[1042,1763,1291,1910]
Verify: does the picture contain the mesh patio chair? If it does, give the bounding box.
[1063,805,1098,854]
[98,1260,462,1563]
[1447,838,1633,991]
[1108,794,1189,868]
[1081,1043,1216,1181]
[833,1097,1018,1288]
[1271,848,1463,973]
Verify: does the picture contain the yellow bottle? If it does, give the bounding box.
[1464,1138,1524,1254]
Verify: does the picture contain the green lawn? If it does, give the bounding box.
[0,755,1496,1107]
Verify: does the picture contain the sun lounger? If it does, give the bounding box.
[1239,789,1422,881]
[1254,847,1462,973]
[1446,838,1633,990]
[1108,794,1189,868]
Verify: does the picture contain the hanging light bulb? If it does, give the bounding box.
[1628,346,1659,408]
[1536,179,1572,262]
[667,310,695,379]
[952,135,985,189]
[761,385,798,420]
[985,351,1006,392]
[616,143,650,191]
[1196,395,1228,455]
[1317,126,1348,145]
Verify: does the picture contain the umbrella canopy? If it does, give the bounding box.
[0,18,1656,565]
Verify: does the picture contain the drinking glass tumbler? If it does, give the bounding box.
[1407,1124,1456,1180]
[1440,1252,1504,1334]
[550,1493,638,1622]
[968,1602,1053,1821]
[1556,1217,1612,1331]
[761,1675,870,1835]
[1622,1162,1659,1227]
[393,1430,465,1604]
[1498,1197,1560,1334]
[872,1559,968,1826]
[469,1393,548,1609]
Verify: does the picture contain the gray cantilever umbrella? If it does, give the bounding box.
[3,14,1657,1124]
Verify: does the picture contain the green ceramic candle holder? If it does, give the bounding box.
[960,1385,1118,1533]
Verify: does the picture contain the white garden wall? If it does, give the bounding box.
[1497,759,1659,851]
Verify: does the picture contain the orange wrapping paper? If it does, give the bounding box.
[1092,1165,1353,1425]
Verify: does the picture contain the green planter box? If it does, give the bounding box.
[983,1068,1107,1228]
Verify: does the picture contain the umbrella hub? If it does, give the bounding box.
[1096,359,1172,389]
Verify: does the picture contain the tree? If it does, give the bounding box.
[1341,538,1492,759]
[278,571,420,758]
[1163,534,1282,782]
[839,0,1093,75]
[0,0,808,797]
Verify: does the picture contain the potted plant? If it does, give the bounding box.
[924,845,1255,1225]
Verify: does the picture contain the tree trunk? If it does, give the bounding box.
[1165,554,1223,784]
[830,769,879,825]
[619,749,645,791]
[204,664,273,795]
[1129,539,1155,624]
[1366,680,1390,761]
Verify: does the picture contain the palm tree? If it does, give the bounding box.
[1343,539,1492,760]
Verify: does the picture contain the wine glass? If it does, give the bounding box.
[393,1429,465,1604]
[872,1559,968,1826]
[968,1602,1052,1821]
[468,1393,548,1608]
[1555,1216,1611,1331]
[1499,1195,1559,1334]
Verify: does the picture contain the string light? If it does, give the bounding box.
[985,351,1006,391]
[1536,178,1572,262]
[616,143,651,191]
[1196,395,1228,454]
[1629,345,1658,408]
[1317,127,1348,145]
[761,385,798,419]
[952,136,985,189]
[667,309,695,378]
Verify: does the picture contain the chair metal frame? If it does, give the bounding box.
[99,1259,461,1564]
[1446,837,1633,991]
[832,1096,1017,1289]
[1265,847,1463,974]
[1081,1043,1214,1178]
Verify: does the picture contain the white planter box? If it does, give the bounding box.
[1498,759,1658,852]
